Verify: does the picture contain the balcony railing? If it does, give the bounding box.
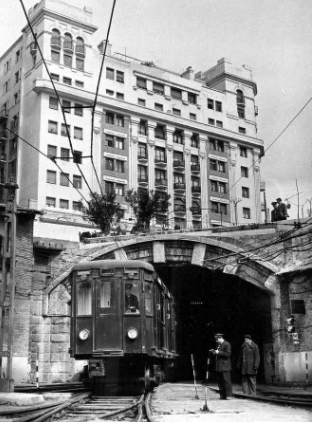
[0,154,6,162]
[191,164,200,172]
[174,205,186,213]
[29,41,37,55]
[191,186,201,194]
[138,177,148,184]
[0,109,9,122]
[155,158,167,166]
[173,159,185,169]
[63,40,74,52]
[138,153,148,160]
[75,44,86,56]
[155,179,167,187]
[190,207,201,215]
[174,182,185,191]
[0,129,8,139]
[50,37,61,49]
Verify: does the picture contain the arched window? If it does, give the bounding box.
[236,89,245,119]
[75,37,85,71]
[63,33,73,51]
[51,29,61,48]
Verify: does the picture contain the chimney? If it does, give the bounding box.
[181,66,194,80]
[98,39,112,56]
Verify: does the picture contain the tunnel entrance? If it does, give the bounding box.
[155,264,273,383]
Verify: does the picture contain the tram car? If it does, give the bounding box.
[69,260,177,392]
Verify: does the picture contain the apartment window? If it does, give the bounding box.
[73,201,82,212]
[63,54,73,68]
[171,87,182,100]
[155,147,166,162]
[220,203,227,215]
[74,103,83,116]
[174,173,184,184]
[14,92,19,105]
[62,100,71,113]
[138,165,148,181]
[105,181,114,194]
[115,137,124,150]
[115,115,124,127]
[211,180,218,192]
[211,201,219,213]
[60,172,69,187]
[153,82,164,95]
[61,123,70,137]
[216,141,224,152]
[139,119,148,135]
[61,148,70,161]
[239,127,246,134]
[138,143,147,159]
[243,207,251,219]
[216,101,222,112]
[137,77,147,90]
[106,67,114,80]
[75,80,84,88]
[155,169,166,180]
[15,71,19,84]
[76,58,84,71]
[116,160,125,173]
[291,300,305,315]
[207,99,214,109]
[105,135,114,147]
[105,157,114,170]
[51,73,59,81]
[73,175,82,189]
[242,187,250,198]
[46,170,56,184]
[240,147,247,157]
[237,89,245,118]
[219,182,226,193]
[73,151,82,164]
[115,184,124,196]
[216,120,223,128]
[116,71,124,83]
[173,129,183,144]
[208,118,215,125]
[190,113,196,120]
[15,49,21,63]
[191,155,199,164]
[74,127,83,140]
[46,197,56,207]
[60,199,69,209]
[155,103,163,112]
[138,98,146,106]
[210,159,217,171]
[188,92,197,104]
[49,97,58,110]
[47,145,57,159]
[241,166,248,178]
[172,108,181,116]
[191,133,199,148]
[63,77,72,85]
[218,161,225,172]
[116,92,124,100]
[155,124,166,140]
[106,112,114,124]
[48,120,58,134]
[4,81,9,93]
[106,89,114,96]
[51,51,60,64]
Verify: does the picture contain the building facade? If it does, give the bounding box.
[0,0,265,244]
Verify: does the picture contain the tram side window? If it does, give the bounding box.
[77,281,92,315]
[145,282,153,315]
[100,280,112,307]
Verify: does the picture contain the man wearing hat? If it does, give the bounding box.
[210,334,233,400]
[275,198,288,221]
[237,335,260,395]
[125,283,139,312]
[271,202,278,222]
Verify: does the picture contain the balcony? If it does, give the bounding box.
[254,105,259,116]
[0,129,8,140]
[155,179,167,189]
[190,207,201,216]
[63,40,74,53]
[75,44,86,57]
[50,36,61,49]
[155,158,167,167]
[138,177,148,185]
[30,41,37,56]
[191,164,200,173]
[0,109,8,123]
[174,205,186,214]
[138,153,148,162]
[173,159,185,170]
[0,154,6,162]
[191,186,201,195]
[174,182,185,192]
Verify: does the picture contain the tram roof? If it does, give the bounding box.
[72,259,155,272]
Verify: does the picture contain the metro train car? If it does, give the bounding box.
[69,260,177,393]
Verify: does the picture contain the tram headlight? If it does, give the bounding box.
[79,329,90,341]
[127,328,138,340]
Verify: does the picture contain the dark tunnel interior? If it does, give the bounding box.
[154,264,272,383]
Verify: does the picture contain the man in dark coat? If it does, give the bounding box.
[237,335,260,395]
[210,333,233,400]
[275,198,288,221]
[271,202,278,222]
[125,283,139,312]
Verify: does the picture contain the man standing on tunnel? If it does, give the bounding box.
[237,335,260,395]
[210,333,233,400]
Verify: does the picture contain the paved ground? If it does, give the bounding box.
[149,383,312,422]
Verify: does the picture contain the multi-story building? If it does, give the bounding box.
[0,0,264,244]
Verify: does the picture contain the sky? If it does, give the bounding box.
[1,0,312,219]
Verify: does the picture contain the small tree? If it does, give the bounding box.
[82,192,120,235]
[125,189,170,232]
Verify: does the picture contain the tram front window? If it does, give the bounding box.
[125,282,140,313]
[77,280,92,315]
[100,281,112,307]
